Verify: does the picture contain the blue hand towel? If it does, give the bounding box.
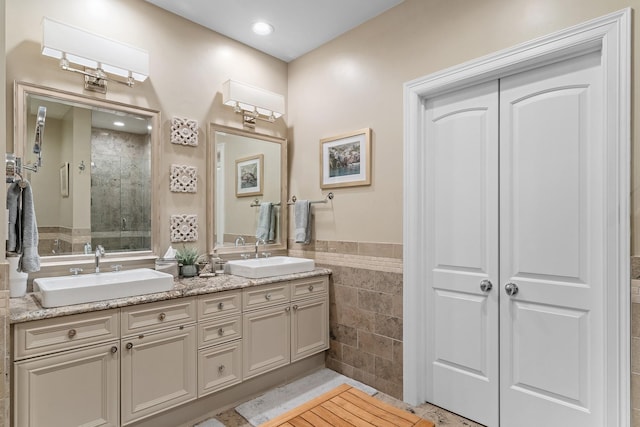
[256,202,272,241]
[294,200,311,244]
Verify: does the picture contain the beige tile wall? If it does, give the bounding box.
[290,240,404,398]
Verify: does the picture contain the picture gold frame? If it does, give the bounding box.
[320,128,371,189]
[59,162,69,198]
[235,154,264,197]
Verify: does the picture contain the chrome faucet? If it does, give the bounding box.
[235,236,246,247]
[94,245,105,273]
[255,238,266,258]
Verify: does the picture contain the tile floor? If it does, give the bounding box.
[200,391,485,426]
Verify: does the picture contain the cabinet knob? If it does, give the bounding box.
[158,312,166,321]
[218,302,224,310]
[293,305,298,311]
[505,282,519,296]
[265,293,272,301]
[68,329,77,339]
[218,365,225,373]
[126,342,133,350]
[480,279,493,293]
[218,328,224,336]
[285,307,291,312]
[308,285,314,292]
[111,346,118,354]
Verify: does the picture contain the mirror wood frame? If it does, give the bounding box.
[13,81,163,272]
[207,123,288,257]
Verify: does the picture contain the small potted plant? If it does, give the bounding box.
[175,245,202,277]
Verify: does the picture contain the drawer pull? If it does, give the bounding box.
[218,365,225,373]
[126,342,133,350]
[218,302,224,310]
[111,346,118,354]
[158,312,166,321]
[68,329,77,339]
[308,285,314,291]
[218,328,224,336]
[265,293,272,301]
[293,305,298,311]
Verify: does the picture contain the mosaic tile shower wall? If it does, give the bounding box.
[90,128,151,252]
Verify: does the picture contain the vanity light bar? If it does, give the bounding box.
[222,80,285,127]
[41,17,149,91]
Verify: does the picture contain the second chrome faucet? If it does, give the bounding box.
[94,245,105,273]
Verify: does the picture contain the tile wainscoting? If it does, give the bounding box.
[289,240,403,399]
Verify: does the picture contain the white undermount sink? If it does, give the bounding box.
[34,268,175,308]
[225,256,315,279]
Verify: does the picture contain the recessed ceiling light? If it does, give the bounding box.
[252,21,274,36]
[113,121,125,127]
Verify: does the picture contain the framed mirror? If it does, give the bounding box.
[207,124,288,256]
[13,81,161,265]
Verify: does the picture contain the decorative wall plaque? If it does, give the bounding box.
[170,214,198,242]
[170,164,197,193]
[170,117,198,146]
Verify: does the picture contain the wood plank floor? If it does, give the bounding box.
[259,383,435,427]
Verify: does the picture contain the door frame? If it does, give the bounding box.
[403,8,631,426]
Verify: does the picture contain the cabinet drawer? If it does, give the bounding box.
[198,290,241,320]
[121,297,196,336]
[198,316,242,348]
[291,276,329,301]
[198,340,242,397]
[243,283,290,311]
[14,309,119,360]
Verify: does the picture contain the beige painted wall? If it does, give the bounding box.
[5,0,288,257]
[287,0,640,250]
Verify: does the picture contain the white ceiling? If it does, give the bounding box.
[144,0,404,62]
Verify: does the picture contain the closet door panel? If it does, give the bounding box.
[425,80,499,427]
[499,51,604,427]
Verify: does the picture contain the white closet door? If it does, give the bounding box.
[499,51,604,426]
[425,81,499,427]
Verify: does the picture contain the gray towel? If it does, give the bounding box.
[6,181,40,273]
[294,200,311,244]
[255,202,272,241]
[6,182,22,252]
[268,206,277,242]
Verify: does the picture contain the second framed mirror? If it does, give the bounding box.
[207,124,288,256]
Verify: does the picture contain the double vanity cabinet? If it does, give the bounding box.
[11,273,329,427]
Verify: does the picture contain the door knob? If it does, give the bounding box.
[505,282,519,296]
[480,280,493,293]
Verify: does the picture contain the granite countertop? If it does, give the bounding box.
[10,268,332,324]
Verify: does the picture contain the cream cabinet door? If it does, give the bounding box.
[243,305,290,379]
[14,341,120,427]
[291,296,329,362]
[120,325,197,425]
